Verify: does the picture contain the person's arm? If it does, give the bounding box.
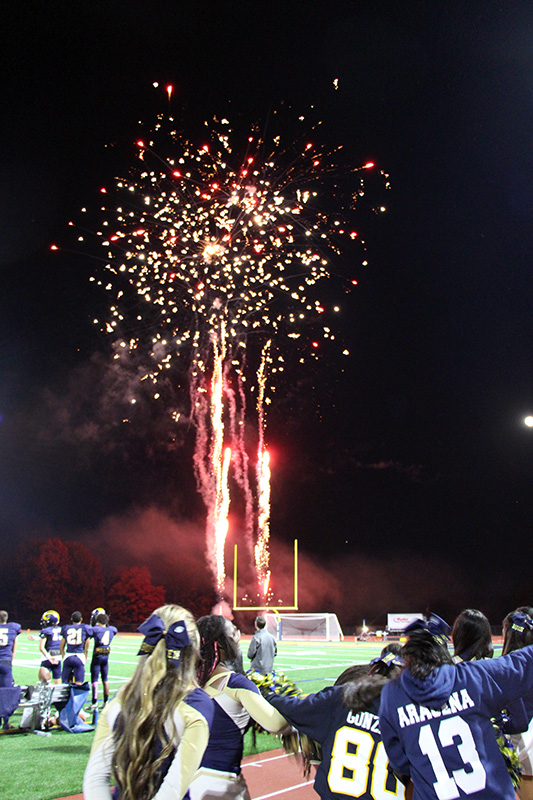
[247,635,257,660]
[499,696,532,734]
[378,706,411,778]
[83,701,117,800]
[227,674,291,733]
[39,637,48,659]
[267,687,337,742]
[466,645,533,714]
[60,637,66,658]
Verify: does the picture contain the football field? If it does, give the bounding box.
[12,632,387,698]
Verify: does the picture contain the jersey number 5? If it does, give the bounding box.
[328,727,405,799]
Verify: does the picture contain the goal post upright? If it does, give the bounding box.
[232,539,299,612]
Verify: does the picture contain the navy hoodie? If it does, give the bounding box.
[379,645,533,800]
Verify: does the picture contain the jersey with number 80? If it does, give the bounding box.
[329,726,405,799]
[268,684,406,800]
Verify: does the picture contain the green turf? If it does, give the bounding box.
[4,635,393,800]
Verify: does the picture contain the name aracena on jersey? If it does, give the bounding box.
[396,689,475,728]
[346,709,381,733]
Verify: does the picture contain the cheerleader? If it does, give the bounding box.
[502,609,533,800]
[452,608,493,663]
[83,604,213,800]
[267,651,409,800]
[190,615,289,800]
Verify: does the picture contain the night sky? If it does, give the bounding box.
[0,1,531,627]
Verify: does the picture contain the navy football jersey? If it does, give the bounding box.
[0,622,21,662]
[40,625,62,656]
[91,624,117,655]
[61,622,93,653]
[269,685,405,800]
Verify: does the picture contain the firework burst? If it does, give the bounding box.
[76,101,388,599]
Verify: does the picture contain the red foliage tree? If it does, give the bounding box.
[16,537,105,622]
[107,566,165,629]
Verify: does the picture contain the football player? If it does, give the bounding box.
[0,610,21,729]
[0,610,21,688]
[38,610,62,684]
[60,611,93,684]
[90,613,117,708]
[90,607,106,627]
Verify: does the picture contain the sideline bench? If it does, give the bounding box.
[18,682,72,731]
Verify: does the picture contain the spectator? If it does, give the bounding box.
[247,616,276,675]
[267,651,409,800]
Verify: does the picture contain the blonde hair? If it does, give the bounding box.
[112,605,200,800]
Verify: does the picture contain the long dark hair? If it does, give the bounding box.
[502,607,533,656]
[196,615,239,686]
[341,657,403,713]
[402,629,453,679]
[452,609,493,661]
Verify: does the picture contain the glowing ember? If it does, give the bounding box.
[79,105,386,597]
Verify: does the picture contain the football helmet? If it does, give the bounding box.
[41,609,60,627]
[91,607,106,626]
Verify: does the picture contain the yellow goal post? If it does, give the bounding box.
[232,539,298,611]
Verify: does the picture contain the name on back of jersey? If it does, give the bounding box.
[346,709,381,733]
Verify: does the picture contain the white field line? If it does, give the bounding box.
[253,781,314,799]
[244,753,292,767]
[14,657,138,667]
[242,752,314,799]
[276,662,354,673]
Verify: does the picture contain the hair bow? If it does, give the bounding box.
[510,611,533,636]
[404,613,451,646]
[369,651,405,669]
[137,613,191,664]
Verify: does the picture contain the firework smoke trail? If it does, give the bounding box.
[81,101,388,596]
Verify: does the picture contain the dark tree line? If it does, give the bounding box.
[0,537,217,629]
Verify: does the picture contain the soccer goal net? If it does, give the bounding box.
[264,612,344,641]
